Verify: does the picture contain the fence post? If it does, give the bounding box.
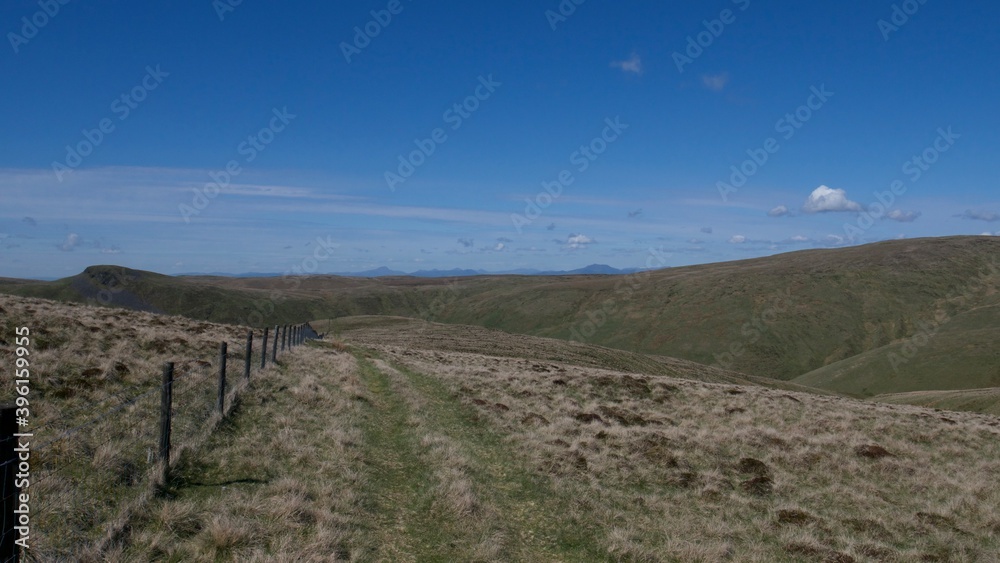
[261,327,269,369]
[217,342,227,415]
[159,362,174,485]
[1,405,21,563]
[244,330,253,381]
[271,325,279,363]
[281,325,287,352]
[260,327,268,369]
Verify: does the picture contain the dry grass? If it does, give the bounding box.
[0,294,280,558]
[120,346,370,561]
[7,293,1000,560]
[344,323,1000,561]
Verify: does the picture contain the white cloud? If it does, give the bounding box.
[701,72,729,92]
[768,205,790,217]
[790,235,809,242]
[886,209,922,222]
[58,233,80,252]
[611,53,643,75]
[565,234,595,249]
[980,231,1000,237]
[802,185,862,213]
[729,235,746,244]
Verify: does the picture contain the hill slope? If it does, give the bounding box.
[4,237,999,388]
[323,315,827,393]
[793,295,1000,397]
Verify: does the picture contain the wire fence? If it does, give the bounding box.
[1,323,316,562]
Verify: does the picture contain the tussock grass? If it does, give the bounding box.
[345,325,1000,561]
[8,292,1000,560]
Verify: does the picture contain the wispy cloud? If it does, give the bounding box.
[701,72,729,92]
[768,205,791,217]
[58,233,80,252]
[887,209,922,222]
[729,235,746,244]
[457,238,474,248]
[611,53,643,75]
[955,209,999,222]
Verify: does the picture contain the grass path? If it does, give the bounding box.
[114,343,605,560]
[354,350,605,561]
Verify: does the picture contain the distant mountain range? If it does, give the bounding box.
[181,264,645,278]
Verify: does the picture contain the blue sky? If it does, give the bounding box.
[1,0,998,279]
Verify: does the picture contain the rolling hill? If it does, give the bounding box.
[3,236,998,394]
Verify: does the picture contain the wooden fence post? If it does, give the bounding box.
[271,325,279,363]
[281,325,287,352]
[244,330,253,381]
[159,362,174,485]
[261,327,269,369]
[1,405,21,563]
[217,342,227,415]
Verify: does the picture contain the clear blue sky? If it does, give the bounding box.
[1,0,998,278]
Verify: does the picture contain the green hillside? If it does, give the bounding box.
[4,237,999,389]
[793,297,1000,397]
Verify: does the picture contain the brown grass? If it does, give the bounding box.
[7,294,1000,560]
[345,322,1000,561]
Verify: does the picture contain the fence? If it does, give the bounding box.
[1,323,317,562]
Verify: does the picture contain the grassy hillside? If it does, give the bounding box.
[4,237,999,389]
[324,315,829,394]
[0,293,277,557]
[134,320,1000,560]
[6,293,1000,559]
[793,284,1000,397]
